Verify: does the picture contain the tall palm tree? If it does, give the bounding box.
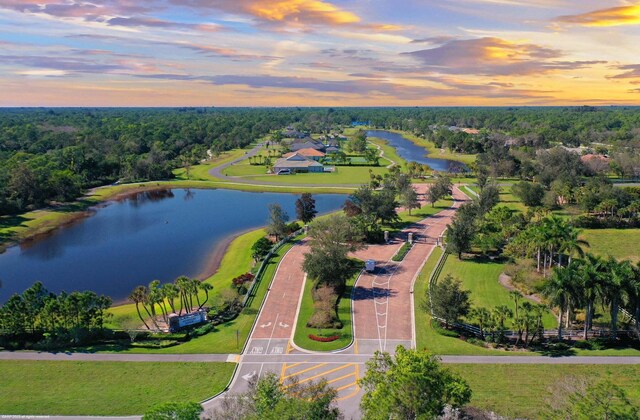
[580,254,606,338]
[162,283,179,315]
[542,265,579,339]
[626,263,640,339]
[149,280,167,324]
[199,283,214,310]
[560,226,589,266]
[128,286,150,330]
[175,276,192,315]
[603,258,633,338]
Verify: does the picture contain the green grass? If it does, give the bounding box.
[238,165,388,185]
[0,360,235,416]
[449,364,640,419]
[439,255,557,329]
[367,136,406,168]
[414,248,532,356]
[293,263,360,351]
[581,228,640,263]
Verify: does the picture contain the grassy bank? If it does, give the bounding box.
[389,130,477,166]
[0,360,235,416]
[95,233,300,354]
[293,264,360,352]
[450,364,640,419]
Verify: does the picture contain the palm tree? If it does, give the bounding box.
[149,280,167,324]
[190,278,202,310]
[199,283,214,310]
[470,307,492,340]
[492,305,513,343]
[559,226,589,266]
[162,283,179,315]
[542,265,579,339]
[603,258,633,338]
[579,254,605,338]
[175,276,192,315]
[128,286,150,330]
[626,263,640,339]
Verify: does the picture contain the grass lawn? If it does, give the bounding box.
[414,248,537,356]
[581,228,640,263]
[439,255,557,328]
[238,165,388,185]
[449,364,640,419]
[0,360,235,416]
[367,136,406,168]
[293,263,360,351]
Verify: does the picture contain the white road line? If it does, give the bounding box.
[266,313,280,354]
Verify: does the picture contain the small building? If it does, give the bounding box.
[283,148,325,161]
[274,153,325,174]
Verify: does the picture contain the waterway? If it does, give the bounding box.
[367,130,468,172]
[0,189,345,303]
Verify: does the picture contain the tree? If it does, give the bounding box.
[266,203,289,241]
[348,129,367,153]
[364,147,379,165]
[446,206,477,259]
[422,274,471,329]
[129,285,151,330]
[399,185,420,215]
[542,265,579,339]
[476,182,500,215]
[302,214,363,290]
[251,237,272,262]
[546,378,639,420]
[469,307,492,339]
[208,372,341,420]
[427,175,453,207]
[512,181,545,207]
[295,193,317,224]
[143,401,203,420]
[359,346,471,419]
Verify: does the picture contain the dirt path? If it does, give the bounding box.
[498,273,543,304]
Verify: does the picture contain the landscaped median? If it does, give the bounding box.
[293,262,360,352]
[0,360,235,416]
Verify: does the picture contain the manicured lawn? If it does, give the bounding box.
[239,165,388,185]
[367,136,406,168]
[439,255,557,328]
[223,161,269,177]
[0,360,235,416]
[293,264,360,351]
[581,228,640,263]
[449,364,640,419]
[414,248,530,356]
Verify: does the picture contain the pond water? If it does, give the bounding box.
[367,130,468,172]
[0,189,345,303]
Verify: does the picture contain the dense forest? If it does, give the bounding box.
[1,107,640,216]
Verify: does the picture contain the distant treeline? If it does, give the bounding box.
[1,107,640,216]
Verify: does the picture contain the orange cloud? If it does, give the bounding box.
[248,0,359,25]
[556,4,640,27]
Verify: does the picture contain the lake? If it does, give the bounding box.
[367,130,468,172]
[0,189,346,303]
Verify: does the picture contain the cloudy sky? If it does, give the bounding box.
[1,0,639,106]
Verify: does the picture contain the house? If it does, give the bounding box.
[290,137,326,152]
[273,153,325,174]
[283,148,325,161]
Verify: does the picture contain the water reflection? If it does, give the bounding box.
[367,130,469,173]
[0,189,345,303]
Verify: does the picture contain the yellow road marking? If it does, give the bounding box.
[286,341,293,354]
[326,371,357,385]
[285,363,355,387]
[284,361,306,371]
[336,386,361,401]
[281,363,328,380]
[279,362,288,383]
[354,339,359,354]
[335,381,358,392]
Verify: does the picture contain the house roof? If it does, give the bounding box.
[274,155,324,168]
[283,148,325,158]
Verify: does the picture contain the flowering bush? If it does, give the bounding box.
[231,273,255,287]
[308,334,340,342]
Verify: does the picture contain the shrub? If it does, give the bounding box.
[431,320,460,338]
[308,334,340,342]
[131,340,180,349]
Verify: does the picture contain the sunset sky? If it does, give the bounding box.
[1,0,639,106]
